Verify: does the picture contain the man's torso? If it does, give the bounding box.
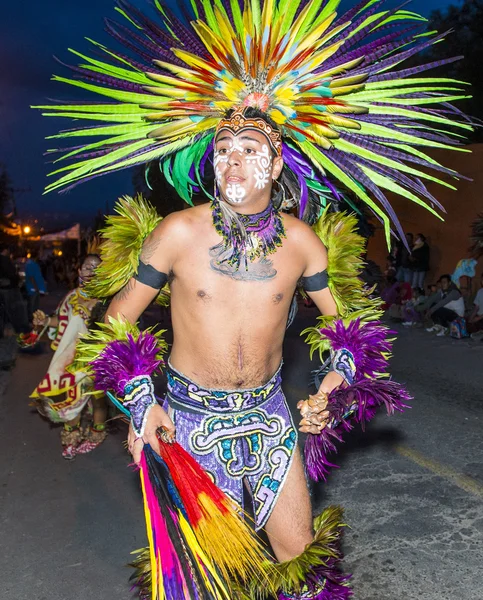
[167,204,308,389]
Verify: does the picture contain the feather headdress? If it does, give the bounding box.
[35,0,474,242]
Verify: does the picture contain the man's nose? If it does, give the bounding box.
[227,151,242,166]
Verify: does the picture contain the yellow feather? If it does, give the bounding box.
[316,56,365,79]
[331,83,366,96]
[321,113,361,129]
[142,86,186,98]
[330,73,369,88]
[152,60,198,79]
[296,12,337,54]
[172,48,221,75]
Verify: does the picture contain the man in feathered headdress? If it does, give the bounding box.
[106,102,350,593]
[35,0,474,596]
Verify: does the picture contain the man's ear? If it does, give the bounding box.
[272,155,284,180]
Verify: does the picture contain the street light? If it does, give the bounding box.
[23,225,31,235]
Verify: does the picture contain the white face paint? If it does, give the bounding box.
[246,144,272,190]
[214,134,274,206]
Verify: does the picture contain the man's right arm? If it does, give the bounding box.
[103,212,187,463]
[104,214,179,324]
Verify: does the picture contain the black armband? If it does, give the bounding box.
[134,260,168,290]
[301,269,328,292]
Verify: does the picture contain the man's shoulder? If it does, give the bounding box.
[155,203,211,237]
[282,213,314,237]
[282,213,324,248]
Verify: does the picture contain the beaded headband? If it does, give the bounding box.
[215,107,283,157]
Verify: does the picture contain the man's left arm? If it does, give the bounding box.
[297,228,343,434]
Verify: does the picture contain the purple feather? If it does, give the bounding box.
[90,332,162,396]
[278,576,352,599]
[319,320,393,381]
[305,379,412,481]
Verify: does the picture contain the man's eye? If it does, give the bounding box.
[218,148,228,154]
[245,148,255,154]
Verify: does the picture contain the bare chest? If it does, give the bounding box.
[171,233,303,310]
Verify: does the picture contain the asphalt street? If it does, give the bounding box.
[1,297,482,600]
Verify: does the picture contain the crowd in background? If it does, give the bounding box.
[0,244,81,337]
[381,233,483,340]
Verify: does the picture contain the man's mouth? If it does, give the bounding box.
[226,174,245,183]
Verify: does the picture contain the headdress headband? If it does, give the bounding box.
[35,0,475,242]
[216,106,283,157]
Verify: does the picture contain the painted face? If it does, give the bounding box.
[78,255,100,286]
[214,129,280,207]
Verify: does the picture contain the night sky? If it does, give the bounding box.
[1,0,457,225]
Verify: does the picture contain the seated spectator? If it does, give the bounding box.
[468,273,483,340]
[382,277,412,319]
[425,274,465,336]
[402,287,426,326]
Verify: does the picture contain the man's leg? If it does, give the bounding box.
[264,448,313,561]
[432,307,457,327]
[260,447,350,599]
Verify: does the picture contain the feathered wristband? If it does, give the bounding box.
[122,375,157,438]
[304,319,411,482]
[72,317,167,434]
[89,332,164,436]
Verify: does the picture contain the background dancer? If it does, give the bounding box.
[31,253,108,459]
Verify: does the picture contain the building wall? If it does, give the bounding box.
[366,143,483,289]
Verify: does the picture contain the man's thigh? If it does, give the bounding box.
[263,448,313,562]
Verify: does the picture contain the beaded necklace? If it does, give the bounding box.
[211,199,286,270]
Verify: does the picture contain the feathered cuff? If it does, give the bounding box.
[257,506,351,600]
[305,319,411,482]
[73,317,167,435]
[123,375,157,437]
[329,348,356,386]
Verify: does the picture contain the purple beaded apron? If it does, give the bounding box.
[165,362,297,530]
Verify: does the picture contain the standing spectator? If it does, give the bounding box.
[425,274,464,336]
[396,233,413,283]
[24,250,46,321]
[468,273,483,340]
[410,233,430,289]
[0,244,29,334]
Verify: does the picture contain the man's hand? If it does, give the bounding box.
[297,371,344,435]
[127,404,176,464]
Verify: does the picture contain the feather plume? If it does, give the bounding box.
[302,210,383,360]
[72,316,167,382]
[256,506,352,599]
[34,0,475,240]
[304,379,412,481]
[84,194,162,299]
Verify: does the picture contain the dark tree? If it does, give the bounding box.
[426,0,483,141]
[132,163,187,216]
[0,164,15,216]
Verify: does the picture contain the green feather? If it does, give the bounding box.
[83,194,162,299]
[255,506,349,598]
[72,316,167,378]
[302,209,383,360]
[298,140,392,245]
